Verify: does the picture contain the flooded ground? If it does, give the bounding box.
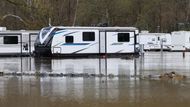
[0,52,190,107]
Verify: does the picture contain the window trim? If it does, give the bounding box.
[82,32,95,41]
[65,36,74,43]
[117,33,130,42]
[3,36,18,44]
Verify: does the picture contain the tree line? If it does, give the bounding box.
[0,0,190,32]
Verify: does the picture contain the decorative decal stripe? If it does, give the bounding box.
[116,50,124,53]
[111,43,124,45]
[111,43,135,46]
[72,42,98,54]
[40,27,55,44]
[54,30,66,35]
[54,31,78,36]
[62,43,90,46]
[72,48,89,54]
[53,42,64,47]
[64,31,78,36]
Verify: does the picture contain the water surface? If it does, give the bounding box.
[0,52,190,107]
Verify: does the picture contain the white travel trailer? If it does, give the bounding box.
[139,33,172,51]
[171,31,190,51]
[0,27,6,31]
[0,30,39,56]
[34,26,139,57]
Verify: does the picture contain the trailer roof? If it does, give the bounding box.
[139,33,170,36]
[0,30,39,35]
[0,30,39,37]
[54,26,138,32]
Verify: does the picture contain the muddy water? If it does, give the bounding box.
[0,52,190,107]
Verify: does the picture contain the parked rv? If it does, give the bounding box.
[0,27,6,31]
[139,33,172,51]
[0,30,39,56]
[171,31,190,51]
[34,26,139,57]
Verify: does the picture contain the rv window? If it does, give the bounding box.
[4,36,18,44]
[83,32,95,41]
[66,36,73,43]
[118,33,130,42]
[158,37,160,41]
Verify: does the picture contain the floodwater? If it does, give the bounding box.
[0,52,190,107]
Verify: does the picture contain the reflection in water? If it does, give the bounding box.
[33,58,137,76]
[1,76,190,107]
[0,52,190,107]
[34,58,52,73]
[0,52,189,76]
